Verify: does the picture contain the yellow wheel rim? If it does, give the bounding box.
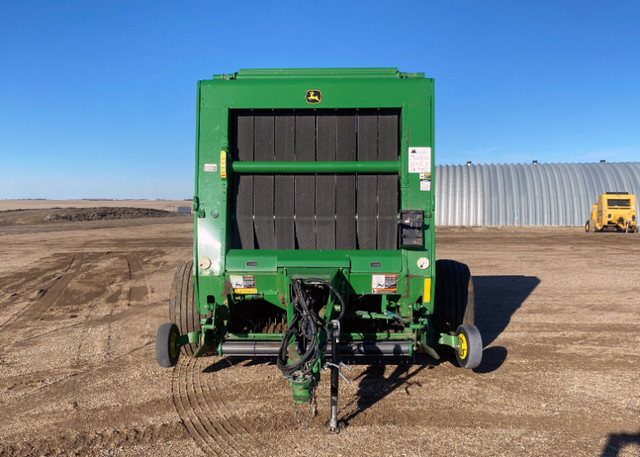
[169,331,177,359]
[458,333,468,360]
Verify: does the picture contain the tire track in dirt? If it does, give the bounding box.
[0,252,84,341]
[171,356,309,456]
[0,253,72,330]
[201,365,253,440]
[0,421,188,457]
[125,253,150,304]
[60,251,126,367]
[172,357,219,454]
[172,357,253,457]
[12,299,162,346]
[96,253,149,363]
[1,342,155,414]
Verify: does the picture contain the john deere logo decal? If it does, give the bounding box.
[305,89,322,104]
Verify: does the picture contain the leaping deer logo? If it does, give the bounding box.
[305,90,322,104]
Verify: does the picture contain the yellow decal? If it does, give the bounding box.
[220,150,227,178]
[423,278,431,303]
[234,288,258,294]
[305,89,322,104]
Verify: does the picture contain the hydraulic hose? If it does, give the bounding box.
[276,279,346,378]
[302,278,346,321]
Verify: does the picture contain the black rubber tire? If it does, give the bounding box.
[156,322,180,367]
[455,324,483,369]
[434,259,475,336]
[585,220,591,233]
[169,261,200,356]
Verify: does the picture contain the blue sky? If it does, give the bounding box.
[1,0,639,199]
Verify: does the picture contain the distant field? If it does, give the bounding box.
[0,199,190,211]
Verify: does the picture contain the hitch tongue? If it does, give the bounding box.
[290,377,314,404]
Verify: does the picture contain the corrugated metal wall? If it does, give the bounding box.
[435,162,640,226]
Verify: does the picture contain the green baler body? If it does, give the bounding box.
[192,68,438,352]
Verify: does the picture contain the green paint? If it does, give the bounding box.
[438,333,460,349]
[232,160,400,174]
[186,67,441,398]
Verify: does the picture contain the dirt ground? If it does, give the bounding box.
[0,211,638,456]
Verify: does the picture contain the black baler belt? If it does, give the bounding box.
[294,114,316,249]
[234,114,255,248]
[335,114,357,249]
[231,109,399,250]
[356,113,378,249]
[316,115,337,249]
[253,115,276,249]
[377,113,399,249]
[274,114,296,249]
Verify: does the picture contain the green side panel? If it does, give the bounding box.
[349,251,402,273]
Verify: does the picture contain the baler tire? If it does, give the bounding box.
[455,324,483,369]
[434,259,475,361]
[434,259,475,334]
[169,261,200,356]
[156,322,180,367]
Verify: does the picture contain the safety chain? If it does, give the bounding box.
[293,382,317,428]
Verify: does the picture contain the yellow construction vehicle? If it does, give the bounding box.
[585,192,637,233]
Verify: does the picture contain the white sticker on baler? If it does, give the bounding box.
[408,147,431,173]
[204,163,218,172]
[230,275,257,294]
[372,274,398,294]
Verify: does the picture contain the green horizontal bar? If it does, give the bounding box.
[231,160,400,174]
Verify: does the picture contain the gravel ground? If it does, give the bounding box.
[0,220,638,456]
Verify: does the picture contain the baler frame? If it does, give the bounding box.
[156,68,483,429]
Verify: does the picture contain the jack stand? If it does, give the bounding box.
[329,319,340,432]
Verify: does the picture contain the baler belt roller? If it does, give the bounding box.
[219,340,412,357]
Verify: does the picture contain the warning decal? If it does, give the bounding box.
[230,275,257,294]
[408,147,432,173]
[371,274,398,294]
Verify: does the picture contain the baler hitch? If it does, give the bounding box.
[276,278,347,429]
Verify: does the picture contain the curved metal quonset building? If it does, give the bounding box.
[435,162,640,226]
